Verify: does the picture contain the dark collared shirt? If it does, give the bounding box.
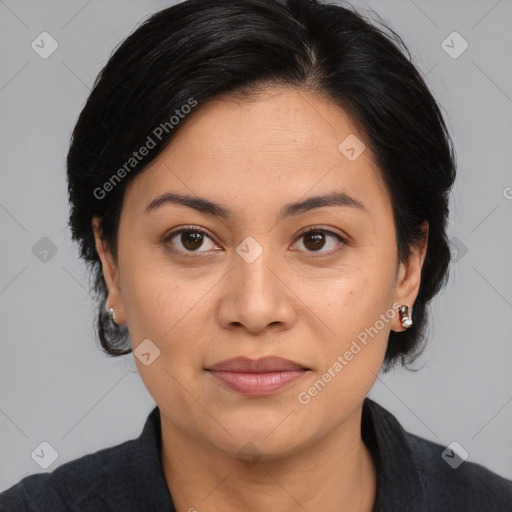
[1,398,511,511]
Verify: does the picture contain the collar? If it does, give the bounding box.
[362,397,428,511]
[134,406,175,511]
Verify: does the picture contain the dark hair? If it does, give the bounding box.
[66,0,456,372]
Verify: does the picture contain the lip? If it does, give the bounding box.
[207,356,309,373]
[206,356,310,397]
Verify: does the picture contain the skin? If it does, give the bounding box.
[92,87,428,512]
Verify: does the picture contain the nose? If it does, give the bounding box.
[216,242,297,335]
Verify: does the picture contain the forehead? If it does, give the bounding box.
[169,87,367,159]
[123,87,391,220]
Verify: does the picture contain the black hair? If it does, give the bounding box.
[66,0,456,372]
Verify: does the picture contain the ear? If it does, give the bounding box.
[92,216,125,325]
[391,221,429,332]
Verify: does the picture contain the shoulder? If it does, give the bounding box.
[363,398,512,511]
[0,437,139,512]
[405,429,512,510]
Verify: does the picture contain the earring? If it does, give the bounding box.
[107,305,116,323]
[398,304,412,328]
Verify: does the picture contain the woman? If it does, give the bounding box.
[1,0,511,510]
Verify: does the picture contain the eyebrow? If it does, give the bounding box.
[144,190,368,221]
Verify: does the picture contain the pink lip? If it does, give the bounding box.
[206,356,310,397]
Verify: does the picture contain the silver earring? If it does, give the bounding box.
[107,306,116,323]
[398,305,412,328]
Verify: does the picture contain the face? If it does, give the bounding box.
[93,87,427,460]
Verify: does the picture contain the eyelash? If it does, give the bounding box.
[160,225,347,258]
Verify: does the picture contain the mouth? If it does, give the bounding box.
[205,356,311,397]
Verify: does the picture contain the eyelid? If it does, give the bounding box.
[295,224,347,241]
[164,224,215,240]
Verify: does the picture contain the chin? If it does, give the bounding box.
[208,419,314,462]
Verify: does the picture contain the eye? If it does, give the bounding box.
[162,226,219,255]
[161,225,347,257]
[292,227,346,255]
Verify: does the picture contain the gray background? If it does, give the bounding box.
[1,0,511,491]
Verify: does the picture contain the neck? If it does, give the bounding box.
[161,404,377,512]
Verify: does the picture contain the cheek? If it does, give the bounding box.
[296,288,392,422]
[312,257,396,334]
[119,254,207,340]
[303,251,396,389]
[121,264,213,398]
[124,271,206,416]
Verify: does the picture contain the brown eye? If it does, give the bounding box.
[163,227,217,254]
[293,229,346,255]
[180,231,204,251]
[303,231,327,251]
